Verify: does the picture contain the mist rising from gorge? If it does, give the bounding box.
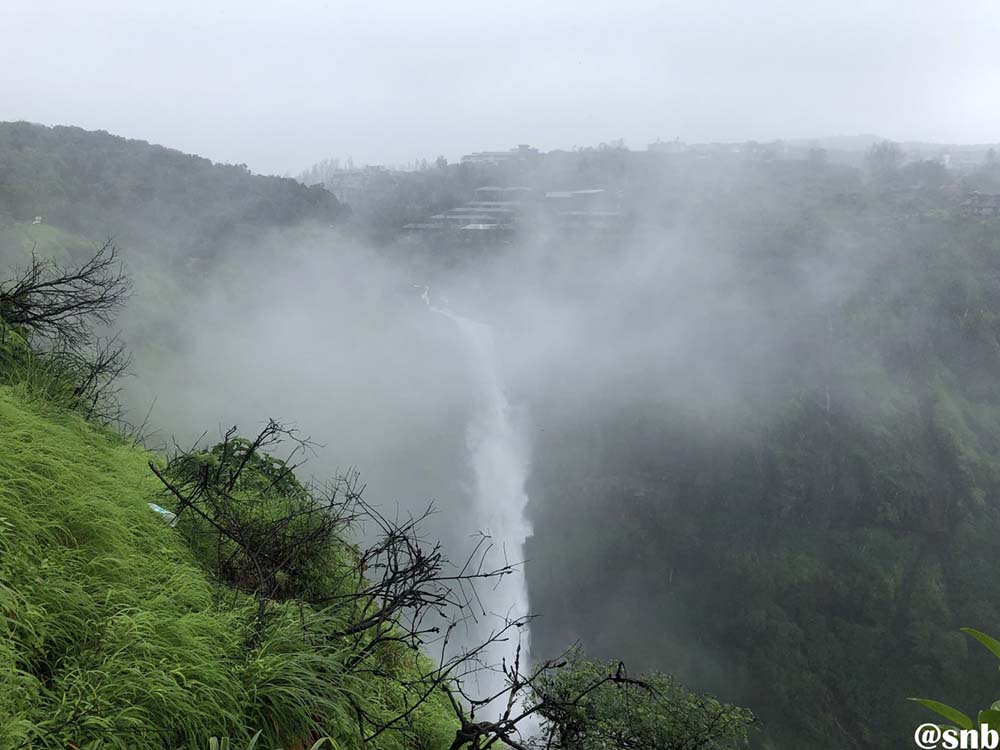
[8,117,994,746]
[120,162,889,675]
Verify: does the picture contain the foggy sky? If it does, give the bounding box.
[4,0,1000,175]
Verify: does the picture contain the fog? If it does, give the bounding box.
[117,170,888,699]
[5,0,1000,173]
[7,3,1000,744]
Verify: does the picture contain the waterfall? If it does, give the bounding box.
[423,288,534,716]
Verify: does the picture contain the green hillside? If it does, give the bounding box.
[0,121,345,262]
[0,379,460,749]
[0,237,753,749]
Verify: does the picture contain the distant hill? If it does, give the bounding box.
[0,122,346,261]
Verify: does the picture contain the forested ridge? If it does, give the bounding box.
[0,121,345,261]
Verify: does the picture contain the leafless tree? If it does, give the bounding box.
[0,240,132,421]
[0,239,130,342]
[150,421,518,644]
[46,332,132,421]
[148,422,535,743]
[149,422,752,750]
[440,643,754,750]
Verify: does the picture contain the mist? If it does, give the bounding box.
[6,3,1000,745]
[7,1,1000,173]
[114,156,891,696]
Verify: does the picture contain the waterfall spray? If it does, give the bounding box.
[423,287,534,713]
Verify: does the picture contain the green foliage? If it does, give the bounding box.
[533,653,754,749]
[0,320,119,419]
[206,734,332,750]
[162,430,350,603]
[0,221,92,268]
[911,628,1000,733]
[0,121,345,261]
[0,387,457,749]
[526,161,1000,748]
[0,385,243,748]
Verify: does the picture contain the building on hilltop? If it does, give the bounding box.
[403,183,628,240]
[461,144,540,165]
[402,185,538,240]
[545,189,627,233]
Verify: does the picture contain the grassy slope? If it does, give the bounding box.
[0,385,246,747]
[0,385,454,750]
[0,221,94,264]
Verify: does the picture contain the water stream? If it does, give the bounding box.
[423,288,534,717]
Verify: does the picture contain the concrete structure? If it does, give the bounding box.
[461,145,540,165]
[404,182,628,240]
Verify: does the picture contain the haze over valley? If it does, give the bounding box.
[5,4,1000,749]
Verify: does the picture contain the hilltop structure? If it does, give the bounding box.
[461,144,540,165]
[403,184,628,241]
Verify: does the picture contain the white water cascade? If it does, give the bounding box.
[423,288,534,714]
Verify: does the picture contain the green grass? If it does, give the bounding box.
[0,386,456,749]
[0,221,94,266]
[0,385,244,748]
[0,326,104,416]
